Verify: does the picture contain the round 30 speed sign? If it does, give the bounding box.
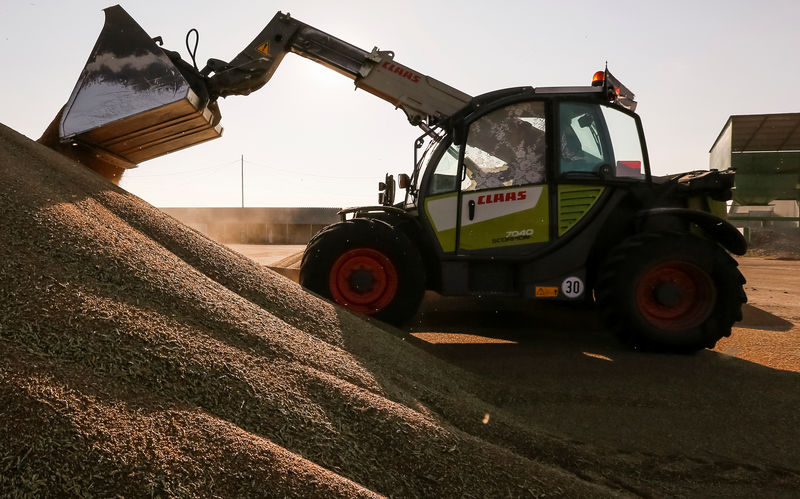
[561,276,584,298]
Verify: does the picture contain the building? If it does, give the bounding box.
[710,113,800,228]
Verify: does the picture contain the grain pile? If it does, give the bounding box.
[1,122,616,497]
[5,122,799,498]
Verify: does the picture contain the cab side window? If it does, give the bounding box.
[559,102,608,174]
[600,105,646,178]
[463,101,546,191]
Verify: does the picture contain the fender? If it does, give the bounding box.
[636,208,747,256]
[337,205,412,222]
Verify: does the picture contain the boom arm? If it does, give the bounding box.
[53,6,472,176]
[204,12,472,127]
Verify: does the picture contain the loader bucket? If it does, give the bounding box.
[59,5,222,167]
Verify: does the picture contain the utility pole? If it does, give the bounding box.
[241,154,244,208]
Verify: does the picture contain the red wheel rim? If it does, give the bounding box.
[635,260,716,331]
[328,248,398,314]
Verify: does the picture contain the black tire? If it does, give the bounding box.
[595,232,746,352]
[300,218,426,325]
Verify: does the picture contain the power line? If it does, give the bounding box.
[127,156,383,181]
[127,159,240,178]
[122,156,383,198]
[130,168,369,196]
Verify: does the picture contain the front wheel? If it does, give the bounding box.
[595,233,746,352]
[300,218,425,325]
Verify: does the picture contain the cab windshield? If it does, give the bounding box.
[409,132,449,204]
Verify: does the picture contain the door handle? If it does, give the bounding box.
[468,199,475,220]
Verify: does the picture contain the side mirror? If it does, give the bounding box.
[378,174,395,206]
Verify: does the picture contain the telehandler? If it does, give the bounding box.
[45,5,747,351]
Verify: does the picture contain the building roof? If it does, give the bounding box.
[711,113,800,153]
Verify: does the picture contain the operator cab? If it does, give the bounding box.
[409,70,648,203]
[408,70,650,260]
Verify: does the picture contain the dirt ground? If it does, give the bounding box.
[226,244,307,267]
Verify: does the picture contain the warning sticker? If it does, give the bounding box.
[535,286,559,298]
[256,42,270,55]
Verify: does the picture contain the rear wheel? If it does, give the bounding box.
[300,218,425,324]
[595,233,746,352]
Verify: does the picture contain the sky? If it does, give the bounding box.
[1,0,798,208]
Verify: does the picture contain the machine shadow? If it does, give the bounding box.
[739,303,794,331]
[358,292,800,470]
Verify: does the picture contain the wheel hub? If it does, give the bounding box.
[348,269,376,294]
[654,281,684,307]
[635,260,716,331]
[328,248,398,314]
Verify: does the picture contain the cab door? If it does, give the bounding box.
[457,100,551,254]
